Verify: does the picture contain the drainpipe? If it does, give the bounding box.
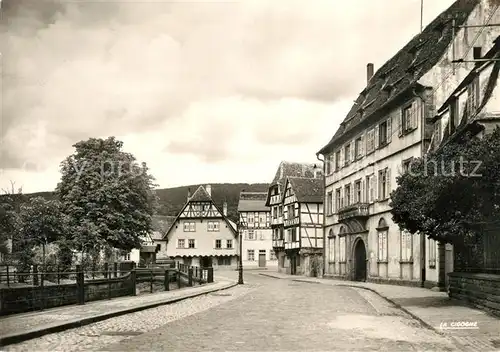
[412,87,427,287]
[316,152,326,277]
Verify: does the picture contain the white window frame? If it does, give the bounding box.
[377,230,388,262]
[400,231,412,262]
[177,239,185,249]
[339,237,346,262]
[215,239,222,249]
[226,239,232,249]
[188,239,195,249]
[247,249,255,261]
[428,239,437,268]
[183,221,195,232]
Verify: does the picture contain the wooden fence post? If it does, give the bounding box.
[177,270,181,289]
[104,263,109,279]
[57,265,60,285]
[33,264,39,286]
[150,269,154,293]
[76,265,85,305]
[207,267,214,283]
[6,265,9,287]
[40,270,45,310]
[114,262,118,278]
[130,269,137,296]
[164,270,170,291]
[188,267,193,287]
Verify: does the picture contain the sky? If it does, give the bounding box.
[1,0,457,194]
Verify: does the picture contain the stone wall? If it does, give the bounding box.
[0,274,132,316]
[448,272,500,317]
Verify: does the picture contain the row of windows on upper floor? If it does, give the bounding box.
[324,160,414,215]
[176,238,233,249]
[240,212,270,225]
[183,221,221,232]
[324,101,419,175]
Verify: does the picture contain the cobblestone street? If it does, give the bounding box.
[4,272,462,351]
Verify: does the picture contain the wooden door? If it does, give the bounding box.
[258,250,266,267]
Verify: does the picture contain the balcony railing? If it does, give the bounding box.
[269,195,281,205]
[272,239,284,248]
[283,217,300,227]
[271,217,283,225]
[337,203,369,221]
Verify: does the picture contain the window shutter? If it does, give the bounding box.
[398,111,404,137]
[361,179,365,203]
[360,134,364,156]
[350,141,355,162]
[378,234,382,259]
[340,187,344,207]
[412,102,419,129]
[339,149,344,167]
[425,92,436,120]
[374,173,379,201]
[386,168,391,199]
[387,117,392,143]
[374,125,380,149]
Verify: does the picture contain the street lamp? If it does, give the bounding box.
[238,224,244,284]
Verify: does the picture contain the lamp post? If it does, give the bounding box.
[238,225,244,285]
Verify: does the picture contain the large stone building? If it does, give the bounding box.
[158,185,238,269]
[317,0,498,289]
[266,161,323,275]
[237,192,277,268]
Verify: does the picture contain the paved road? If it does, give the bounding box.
[5,272,460,351]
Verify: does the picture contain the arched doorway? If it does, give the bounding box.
[353,239,367,282]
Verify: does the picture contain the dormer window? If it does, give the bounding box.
[434,23,446,41]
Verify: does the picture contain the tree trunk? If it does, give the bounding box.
[42,242,46,272]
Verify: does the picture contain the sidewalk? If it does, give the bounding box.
[260,271,500,352]
[0,280,236,347]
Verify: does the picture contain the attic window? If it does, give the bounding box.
[357,107,364,118]
[434,23,446,41]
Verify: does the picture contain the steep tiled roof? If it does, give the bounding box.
[288,177,324,203]
[271,161,320,185]
[238,192,268,212]
[151,215,176,240]
[189,185,212,202]
[318,0,479,154]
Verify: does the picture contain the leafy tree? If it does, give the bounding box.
[390,127,500,246]
[17,197,68,270]
[56,137,158,252]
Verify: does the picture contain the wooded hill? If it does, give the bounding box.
[1,183,269,222]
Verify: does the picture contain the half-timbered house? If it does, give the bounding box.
[159,184,238,269]
[265,161,323,274]
[238,192,277,268]
[282,177,324,276]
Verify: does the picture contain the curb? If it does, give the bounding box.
[261,274,441,335]
[258,273,283,279]
[0,281,238,347]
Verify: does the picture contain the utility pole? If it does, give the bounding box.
[237,223,244,285]
[420,0,424,33]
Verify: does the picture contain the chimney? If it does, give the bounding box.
[367,63,374,84]
[473,46,482,60]
[205,184,211,197]
[223,201,227,216]
[187,188,191,201]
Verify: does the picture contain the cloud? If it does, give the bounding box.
[1,0,456,191]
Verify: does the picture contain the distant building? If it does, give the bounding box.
[123,215,176,266]
[265,161,323,275]
[237,191,277,268]
[159,184,238,269]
